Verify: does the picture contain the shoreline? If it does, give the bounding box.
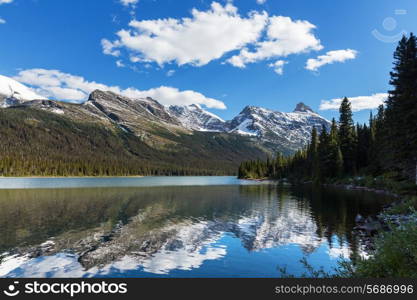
[242,177,402,198]
[0,176,146,179]
[238,177,270,181]
[323,183,400,198]
[0,175,243,179]
[0,175,244,179]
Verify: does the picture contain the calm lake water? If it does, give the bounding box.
[0,176,263,189]
[0,176,394,278]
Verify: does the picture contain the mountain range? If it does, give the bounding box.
[0,75,330,175]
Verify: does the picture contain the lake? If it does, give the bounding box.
[0,176,394,278]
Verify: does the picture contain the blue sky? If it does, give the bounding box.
[1,0,417,123]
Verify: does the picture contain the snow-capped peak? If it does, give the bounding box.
[293,102,315,113]
[0,74,46,102]
[0,80,332,154]
[169,104,225,132]
[228,104,331,153]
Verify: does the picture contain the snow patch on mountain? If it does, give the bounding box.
[169,101,330,153]
[228,104,330,152]
[169,104,226,132]
[0,80,331,154]
[229,118,257,136]
[0,75,46,105]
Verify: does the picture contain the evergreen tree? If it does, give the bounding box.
[386,33,417,182]
[338,97,357,174]
[318,124,330,179]
[329,118,344,178]
[308,127,320,180]
[368,111,376,168]
[369,105,386,175]
[237,33,417,186]
[274,152,285,178]
[356,123,371,171]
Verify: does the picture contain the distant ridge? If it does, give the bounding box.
[1,74,330,155]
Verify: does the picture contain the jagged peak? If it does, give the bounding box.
[189,103,202,109]
[240,105,274,116]
[88,89,114,101]
[241,105,258,113]
[88,90,157,105]
[294,102,314,113]
[170,103,201,110]
[144,96,160,104]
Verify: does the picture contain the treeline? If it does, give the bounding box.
[239,33,417,184]
[0,107,265,177]
[0,155,226,177]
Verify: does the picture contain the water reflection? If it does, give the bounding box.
[0,184,393,277]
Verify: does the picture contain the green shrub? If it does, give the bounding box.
[352,218,417,278]
[282,217,417,278]
[387,197,417,215]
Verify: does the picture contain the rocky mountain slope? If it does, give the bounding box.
[169,104,226,132]
[227,104,330,153]
[0,77,267,175]
[168,97,330,154]
[0,74,331,175]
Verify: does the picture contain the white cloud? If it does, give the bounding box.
[45,86,87,101]
[0,0,11,23]
[166,70,175,77]
[103,2,325,72]
[129,55,142,63]
[256,0,267,5]
[319,93,387,112]
[306,49,357,71]
[140,86,226,109]
[227,15,323,67]
[101,39,121,57]
[13,69,226,109]
[120,0,138,7]
[116,60,125,68]
[103,2,269,67]
[268,60,286,75]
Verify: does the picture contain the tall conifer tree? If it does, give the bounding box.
[338,97,357,174]
[386,33,417,182]
[308,127,320,180]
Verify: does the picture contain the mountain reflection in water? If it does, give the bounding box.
[0,183,394,278]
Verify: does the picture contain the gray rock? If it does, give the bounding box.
[355,214,365,223]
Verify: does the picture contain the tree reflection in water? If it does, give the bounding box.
[0,184,394,277]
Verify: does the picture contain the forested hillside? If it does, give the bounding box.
[239,33,417,187]
[0,107,267,176]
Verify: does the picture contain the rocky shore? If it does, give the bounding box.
[324,182,400,198]
[353,198,417,252]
